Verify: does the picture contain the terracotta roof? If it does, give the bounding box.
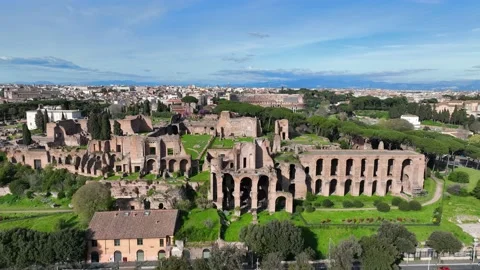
[88,210,179,240]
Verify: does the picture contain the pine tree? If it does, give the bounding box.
[35,110,44,132]
[143,100,151,116]
[100,114,111,140]
[42,109,49,131]
[113,120,123,136]
[88,113,102,140]
[22,124,32,145]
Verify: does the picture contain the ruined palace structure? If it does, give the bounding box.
[206,119,425,214]
[5,115,192,178]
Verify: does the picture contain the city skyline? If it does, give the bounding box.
[1,0,480,88]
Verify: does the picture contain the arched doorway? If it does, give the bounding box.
[387,159,394,176]
[65,155,72,165]
[372,180,377,195]
[315,179,322,194]
[345,159,353,176]
[143,199,151,210]
[359,180,365,195]
[257,175,269,211]
[180,159,188,174]
[289,164,296,180]
[212,173,217,201]
[159,203,164,209]
[136,250,144,261]
[330,159,338,176]
[276,178,282,191]
[158,250,166,260]
[146,159,155,173]
[275,196,286,211]
[344,179,352,195]
[160,160,166,171]
[329,179,337,195]
[288,183,295,196]
[240,177,252,210]
[168,159,176,172]
[202,249,211,259]
[386,179,393,194]
[91,252,99,263]
[316,159,323,175]
[114,251,122,262]
[222,174,235,210]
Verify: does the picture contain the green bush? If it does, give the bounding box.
[472,181,480,199]
[398,201,410,211]
[434,171,442,178]
[305,205,315,213]
[313,202,323,208]
[25,190,34,199]
[376,202,390,212]
[322,199,334,208]
[295,206,304,213]
[302,200,312,207]
[447,184,469,196]
[409,200,422,211]
[305,192,316,201]
[448,171,470,183]
[352,200,364,208]
[57,191,66,199]
[391,197,404,206]
[373,199,383,207]
[342,200,354,208]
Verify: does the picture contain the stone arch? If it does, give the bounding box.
[180,159,188,175]
[276,178,283,191]
[359,180,365,195]
[168,159,176,172]
[330,159,338,176]
[345,159,353,176]
[361,158,366,177]
[11,157,17,163]
[387,159,394,176]
[240,177,252,210]
[74,156,81,170]
[21,155,25,163]
[222,173,234,210]
[212,173,218,201]
[114,251,122,262]
[257,175,269,211]
[172,125,179,135]
[146,159,156,173]
[159,203,164,209]
[329,179,337,195]
[344,179,352,195]
[65,155,72,165]
[91,251,99,263]
[315,179,322,194]
[386,179,393,194]
[289,164,296,180]
[288,183,295,196]
[372,180,378,195]
[275,196,286,211]
[136,250,144,261]
[160,159,166,171]
[58,156,63,165]
[202,249,211,259]
[401,159,412,182]
[158,250,166,260]
[373,158,379,177]
[52,156,57,164]
[316,159,323,175]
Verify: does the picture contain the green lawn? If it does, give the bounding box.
[190,171,210,182]
[446,167,480,192]
[414,177,437,204]
[125,172,140,180]
[313,194,395,209]
[175,208,221,242]
[224,211,293,241]
[289,134,330,146]
[0,194,71,210]
[211,137,253,149]
[0,213,79,232]
[421,120,460,129]
[142,173,157,180]
[181,135,212,160]
[354,110,389,119]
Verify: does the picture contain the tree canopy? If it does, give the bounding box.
[71,182,112,224]
[360,235,399,270]
[330,237,362,270]
[426,231,463,255]
[182,96,199,104]
[22,123,32,145]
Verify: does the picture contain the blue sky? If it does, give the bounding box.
[1,0,480,86]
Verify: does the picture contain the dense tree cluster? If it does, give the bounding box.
[87,112,111,140]
[21,123,32,145]
[126,100,151,116]
[426,231,463,257]
[0,228,86,268]
[181,96,199,104]
[71,182,113,224]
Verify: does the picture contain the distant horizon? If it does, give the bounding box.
[1,0,480,88]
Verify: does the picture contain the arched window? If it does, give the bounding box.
[136,250,144,261]
[202,249,211,259]
[114,251,122,262]
[158,250,166,260]
[91,252,99,263]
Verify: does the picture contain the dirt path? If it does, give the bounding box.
[0,209,73,213]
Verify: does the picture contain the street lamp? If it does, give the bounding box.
[473,237,478,263]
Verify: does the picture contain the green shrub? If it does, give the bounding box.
[352,200,364,208]
[391,197,404,206]
[342,200,354,208]
[305,205,315,213]
[313,202,323,208]
[305,192,316,201]
[447,184,469,196]
[302,200,312,207]
[409,200,422,211]
[57,191,66,199]
[295,206,304,213]
[376,202,390,212]
[373,199,383,207]
[398,201,410,211]
[434,171,442,178]
[25,190,34,199]
[472,181,480,199]
[322,199,334,208]
[448,171,470,183]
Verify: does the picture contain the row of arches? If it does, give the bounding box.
[314,158,413,178]
[215,174,270,212]
[144,158,189,174]
[313,179,395,196]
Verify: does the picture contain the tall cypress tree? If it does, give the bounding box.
[22,124,32,145]
[100,114,111,140]
[113,120,123,136]
[143,100,151,115]
[88,113,102,140]
[35,110,44,132]
[42,109,49,131]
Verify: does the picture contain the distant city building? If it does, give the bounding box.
[229,93,305,112]
[436,100,480,117]
[26,109,82,130]
[401,114,421,130]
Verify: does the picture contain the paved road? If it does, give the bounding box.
[400,262,480,270]
[423,176,443,206]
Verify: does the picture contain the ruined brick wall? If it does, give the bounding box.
[274,119,289,140]
[216,111,259,138]
[113,115,153,135]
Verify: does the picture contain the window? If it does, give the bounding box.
[167,148,173,155]
[116,145,121,152]
[137,238,143,245]
[160,239,164,247]
[91,240,98,247]
[114,239,120,246]
[149,147,156,155]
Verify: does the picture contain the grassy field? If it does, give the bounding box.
[175,208,221,242]
[211,137,253,149]
[415,177,436,204]
[354,110,389,119]
[446,167,480,192]
[0,213,78,232]
[289,134,330,146]
[181,135,212,160]
[421,120,460,129]
[0,194,71,210]
[224,211,293,241]
[190,171,210,182]
[312,194,395,209]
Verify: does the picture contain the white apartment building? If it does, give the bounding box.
[401,114,421,130]
[26,109,82,130]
